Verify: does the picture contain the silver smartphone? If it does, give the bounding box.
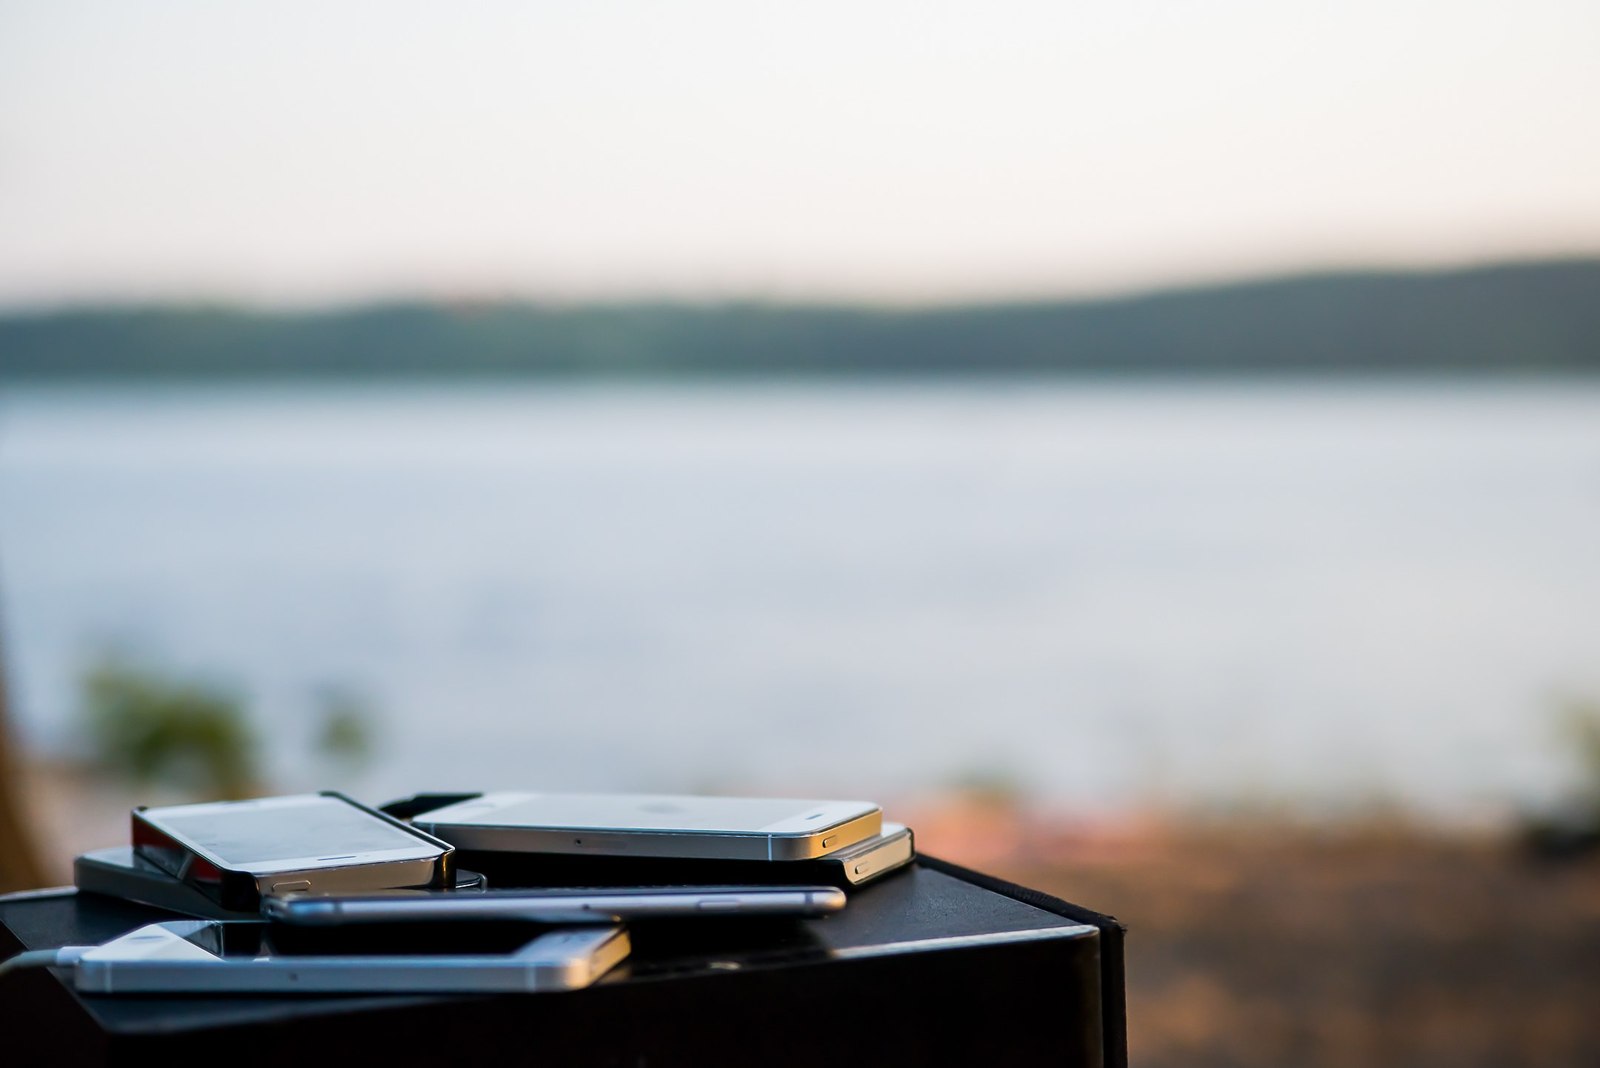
[440,822,916,892]
[132,792,455,911]
[413,792,882,861]
[818,822,915,886]
[263,884,848,925]
[73,919,629,994]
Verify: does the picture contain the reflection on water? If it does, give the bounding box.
[1,380,1598,820]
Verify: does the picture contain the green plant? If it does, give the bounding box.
[79,656,259,799]
[312,684,376,770]
[1558,697,1600,801]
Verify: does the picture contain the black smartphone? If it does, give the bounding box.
[75,845,487,919]
[132,791,455,911]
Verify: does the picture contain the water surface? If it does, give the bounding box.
[2,379,1597,820]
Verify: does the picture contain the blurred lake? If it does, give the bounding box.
[1,379,1597,821]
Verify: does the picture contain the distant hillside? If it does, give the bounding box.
[2,259,1598,378]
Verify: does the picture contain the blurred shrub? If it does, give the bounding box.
[946,765,1026,808]
[312,683,376,771]
[79,656,259,799]
[1559,697,1600,799]
[1521,697,1600,860]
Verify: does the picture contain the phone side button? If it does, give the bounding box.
[695,900,742,912]
[272,880,312,894]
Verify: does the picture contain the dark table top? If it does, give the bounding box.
[1,860,1097,1035]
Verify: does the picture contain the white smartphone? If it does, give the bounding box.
[73,919,629,994]
[132,792,455,911]
[413,792,882,862]
[262,884,848,926]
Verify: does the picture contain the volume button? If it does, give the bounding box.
[696,900,741,912]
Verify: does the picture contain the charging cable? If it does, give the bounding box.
[0,945,93,981]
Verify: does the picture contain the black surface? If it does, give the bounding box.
[919,855,1129,1068]
[1,861,1118,1066]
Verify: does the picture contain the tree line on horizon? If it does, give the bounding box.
[1,259,1597,378]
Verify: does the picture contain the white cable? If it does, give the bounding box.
[0,945,93,980]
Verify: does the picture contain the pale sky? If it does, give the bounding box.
[2,1,1598,308]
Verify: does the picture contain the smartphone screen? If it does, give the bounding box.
[137,794,443,870]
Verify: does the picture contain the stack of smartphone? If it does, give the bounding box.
[68,789,916,995]
[70,792,621,995]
